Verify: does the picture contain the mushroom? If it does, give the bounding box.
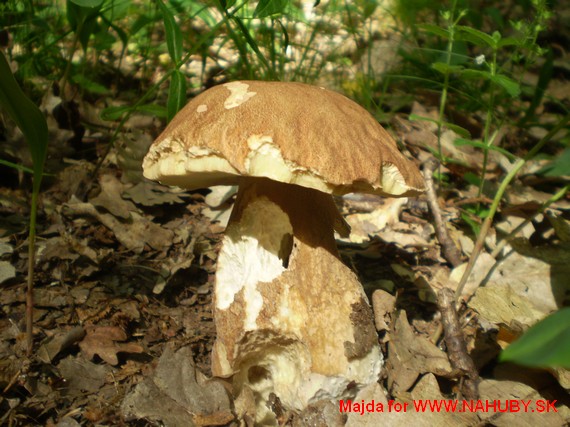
[143,81,425,424]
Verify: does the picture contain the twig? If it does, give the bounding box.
[26,190,40,356]
[424,157,478,398]
[423,159,463,267]
[437,287,479,400]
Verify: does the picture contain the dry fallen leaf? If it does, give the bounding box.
[0,260,16,285]
[37,326,85,363]
[58,355,110,394]
[372,289,396,332]
[79,325,143,365]
[63,201,174,253]
[90,174,137,219]
[121,344,234,426]
[123,181,189,206]
[386,311,453,395]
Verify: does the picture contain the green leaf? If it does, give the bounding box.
[276,19,289,52]
[417,23,450,39]
[520,49,553,125]
[454,137,517,161]
[254,0,288,18]
[536,148,570,177]
[218,0,237,10]
[69,0,104,7]
[167,70,187,122]
[491,73,521,97]
[157,0,184,65]
[461,68,492,81]
[72,74,110,95]
[456,26,497,49]
[500,308,570,369]
[100,103,168,121]
[66,0,102,50]
[497,37,520,48]
[461,69,521,97]
[431,62,464,75]
[462,172,482,187]
[460,212,481,236]
[408,114,471,138]
[0,51,48,187]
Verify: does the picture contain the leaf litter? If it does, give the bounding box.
[1,20,570,427]
[4,140,568,424]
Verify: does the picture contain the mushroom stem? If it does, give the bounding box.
[212,178,382,423]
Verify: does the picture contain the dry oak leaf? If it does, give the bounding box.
[79,325,143,365]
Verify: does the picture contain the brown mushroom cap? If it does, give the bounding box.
[143,81,425,197]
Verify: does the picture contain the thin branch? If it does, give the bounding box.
[438,287,479,400]
[423,158,463,267]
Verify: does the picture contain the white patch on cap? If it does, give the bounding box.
[216,197,293,330]
[381,163,408,195]
[223,81,257,109]
[197,104,208,113]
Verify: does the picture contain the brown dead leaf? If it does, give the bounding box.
[478,379,568,426]
[58,355,110,394]
[121,344,234,426]
[90,174,136,219]
[116,129,154,184]
[386,311,453,395]
[123,181,189,206]
[63,200,174,253]
[372,289,396,332]
[37,326,85,363]
[79,325,143,365]
[0,260,16,284]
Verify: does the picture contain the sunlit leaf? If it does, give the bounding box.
[409,114,471,138]
[454,137,517,161]
[72,74,110,95]
[537,148,570,177]
[492,73,521,97]
[417,23,450,39]
[431,62,464,75]
[498,37,521,48]
[254,0,288,18]
[167,70,187,122]
[461,68,492,80]
[500,308,570,369]
[69,0,103,7]
[456,26,497,48]
[157,0,184,65]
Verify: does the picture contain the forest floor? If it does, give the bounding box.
[1,3,570,426]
